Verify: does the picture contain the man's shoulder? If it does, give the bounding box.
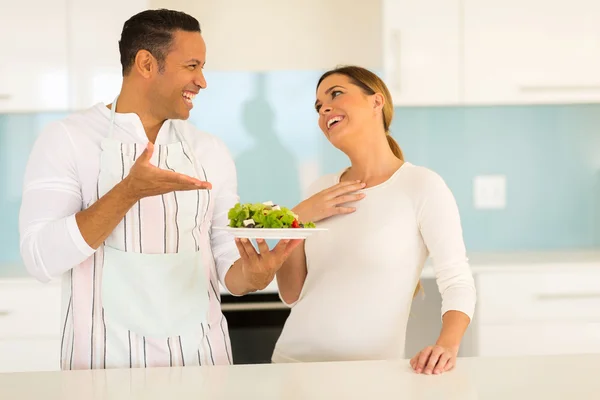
[39,103,108,145]
[61,103,107,127]
[173,120,232,156]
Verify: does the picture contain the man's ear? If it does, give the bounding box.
[133,49,156,78]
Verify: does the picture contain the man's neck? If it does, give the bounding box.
[113,85,165,143]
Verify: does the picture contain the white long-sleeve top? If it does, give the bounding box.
[273,162,477,363]
[18,103,240,290]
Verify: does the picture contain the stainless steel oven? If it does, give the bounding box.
[221,292,290,364]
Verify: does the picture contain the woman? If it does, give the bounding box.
[272,66,476,375]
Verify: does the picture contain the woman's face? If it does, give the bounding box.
[315,74,380,150]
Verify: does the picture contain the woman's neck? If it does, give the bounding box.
[340,132,404,187]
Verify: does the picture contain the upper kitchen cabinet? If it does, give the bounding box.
[463,0,600,105]
[149,0,382,71]
[67,0,149,110]
[382,0,462,106]
[0,0,69,113]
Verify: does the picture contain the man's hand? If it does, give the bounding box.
[230,238,303,293]
[76,142,211,250]
[121,142,211,202]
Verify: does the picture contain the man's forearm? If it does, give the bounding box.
[75,179,139,250]
[436,310,471,350]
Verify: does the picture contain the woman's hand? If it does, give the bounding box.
[410,344,459,375]
[293,180,366,223]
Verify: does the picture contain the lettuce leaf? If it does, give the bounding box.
[227,202,316,228]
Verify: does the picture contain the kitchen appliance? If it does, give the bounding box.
[222,290,289,364]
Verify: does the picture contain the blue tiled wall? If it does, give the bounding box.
[1,70,599,271]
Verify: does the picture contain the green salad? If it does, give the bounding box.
[227,201,316,229]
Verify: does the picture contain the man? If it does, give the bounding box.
[19,9,301,370]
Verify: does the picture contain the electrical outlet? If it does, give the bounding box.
[473,175,506,209]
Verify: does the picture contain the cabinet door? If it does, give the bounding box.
[67,0,149,110]
[0,280,62,339]
[382,0,462,106]
[478,323,600,357]
[463,0,600,105]
[476,268,600,325]
[0,0,69,112]
[0,338,61,373]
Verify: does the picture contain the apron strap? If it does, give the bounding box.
[108,96,119,140]
[172,124,211,223]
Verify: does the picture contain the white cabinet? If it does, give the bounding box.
[67,0,150,110]
[383,0,600,106]
[0,280,62,373]
[382,0,462,106]
[151,0,382,72]
[475,265,600,357]
[463,0,600,105]
[0,339,62,373]
[0,0,69,112]
[0,0,150,112]
[477,323,600,357]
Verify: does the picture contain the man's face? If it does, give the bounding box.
[150,30,207,120]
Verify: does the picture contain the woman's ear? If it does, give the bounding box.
[372,93,385,114]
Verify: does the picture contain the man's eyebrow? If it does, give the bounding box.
[185,58,204,66]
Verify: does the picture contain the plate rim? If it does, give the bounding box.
[212,226,327,238]
[213,226,327,231]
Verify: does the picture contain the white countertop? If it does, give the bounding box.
[0,354,598,399]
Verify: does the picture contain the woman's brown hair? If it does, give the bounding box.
[317,66,423,297]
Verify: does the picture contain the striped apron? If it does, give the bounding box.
[59,98,233,369]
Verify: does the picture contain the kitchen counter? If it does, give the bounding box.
[0,354,598,399]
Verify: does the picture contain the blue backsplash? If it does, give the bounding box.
[1,70,599,271]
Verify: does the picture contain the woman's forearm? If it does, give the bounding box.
[435,310,471,350]
[276,243,307,305]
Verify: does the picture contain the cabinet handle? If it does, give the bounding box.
[519,85,600,93]
[0,94,11,100]
[221,301,288,312]
[0,310,11,317]
[536,293,600,301]
[391,30,402,93]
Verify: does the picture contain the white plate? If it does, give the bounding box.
[213,226,327,239]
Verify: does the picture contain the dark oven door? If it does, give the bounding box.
[221,293,290,364]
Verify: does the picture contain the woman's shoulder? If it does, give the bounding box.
[396,162,452,196]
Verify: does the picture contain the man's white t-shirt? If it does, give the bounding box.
[272,162,476,363]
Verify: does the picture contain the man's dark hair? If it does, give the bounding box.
[118,9,201,75]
